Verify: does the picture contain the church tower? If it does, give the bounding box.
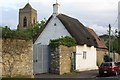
[18,3,37,30]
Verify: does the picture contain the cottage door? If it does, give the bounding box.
[33,44,49,74]
[71,52,76,70]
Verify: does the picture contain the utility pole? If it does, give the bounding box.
[117,1,120,54]
[108,24,111,60]
[118,31,120,53]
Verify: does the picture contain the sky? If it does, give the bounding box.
[0,0,120,35]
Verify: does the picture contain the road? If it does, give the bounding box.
[34,70,120,80]
[96,75,120,80]
[34,70,97,78]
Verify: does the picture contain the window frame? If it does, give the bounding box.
[83,51,87,59]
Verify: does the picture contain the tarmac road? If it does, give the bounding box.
[34,70,120,80]
[34,70,97,78]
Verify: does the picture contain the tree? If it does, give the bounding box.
[113,30,120,53]
[2,26,12,39]
[32,19,46,42]
[2,18,47,40]
[100,29,120,53]
[104,54,112,62]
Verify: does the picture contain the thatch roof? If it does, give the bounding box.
[87,27,107,49]
[57,14,97,47]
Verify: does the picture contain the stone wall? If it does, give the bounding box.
[97,48,108,66]
[2,39,33,77]
[50,47,60,74]
[59,45,76,75]
[114,53,120,62]
[50,45,75,75]
[97,48,120,66]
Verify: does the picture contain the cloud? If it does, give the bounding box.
[1,7,18,29]
[89,24,118,36]
[89,24,108,35]
[0,0,119,35]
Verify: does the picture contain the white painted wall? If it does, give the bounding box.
[75,44,97,71]
[35,17,71,45]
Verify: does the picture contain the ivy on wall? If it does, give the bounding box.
[49,36,77,48]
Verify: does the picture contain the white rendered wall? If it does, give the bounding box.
[75,45,97,71]
[35,17,71,45]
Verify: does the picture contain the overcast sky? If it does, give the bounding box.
[0,0,120,35]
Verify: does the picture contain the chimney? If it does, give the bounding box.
[53,2,60,17]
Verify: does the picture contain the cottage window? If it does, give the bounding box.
[54,23,57,26]
[83,51,87,59]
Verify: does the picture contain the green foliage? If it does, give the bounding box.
[32,19,46,41]
[2,26,32,40]
[100,31,120,53]
[112,38,119,52]
[112,31,120,53]
[104,54,112,62]
[2,19,46,40]
[49,36,77,48]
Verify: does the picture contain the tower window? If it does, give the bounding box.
[33,17,35,25]
[23,17,27,27]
